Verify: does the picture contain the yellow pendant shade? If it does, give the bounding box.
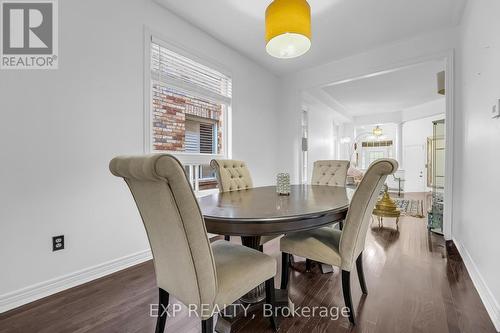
[265,0,312,59]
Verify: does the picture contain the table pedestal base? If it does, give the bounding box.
[239,284,266,304]
[240,236,266,303]
[216,289,290,332]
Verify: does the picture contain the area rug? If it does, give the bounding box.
[394,199,425,218]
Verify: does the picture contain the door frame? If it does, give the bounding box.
[300,50,455,240]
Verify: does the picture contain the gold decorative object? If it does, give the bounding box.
[372,184,400,228]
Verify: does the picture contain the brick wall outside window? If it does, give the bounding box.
[152,83,223,153]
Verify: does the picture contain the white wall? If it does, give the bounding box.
[403,111,445,147]
[350,98,445,126]
[402,98,445,122]
[402,112,445,192]
[303,104,336,181]
[454,0,500,330]
[0,0,279,311]
[278,27,458,183]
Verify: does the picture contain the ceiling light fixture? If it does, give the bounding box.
[265,0,311,59]
[373,126,383,137]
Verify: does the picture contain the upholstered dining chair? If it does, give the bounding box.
[306,160,351,272]
[210,159,254,192]
[311,160,350,187]
[210,159,279,248]
[280,159,398,324]
[311,160,350,230]
[110,154,278,333]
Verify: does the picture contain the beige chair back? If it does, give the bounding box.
[210,159,253,192]
[311,160,350,186]
[339,159,398,270]
[110,154,217,309]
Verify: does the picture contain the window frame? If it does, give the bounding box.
[144,29,232,166]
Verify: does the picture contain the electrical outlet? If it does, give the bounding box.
[52,235,64,251]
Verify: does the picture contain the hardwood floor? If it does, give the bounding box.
[0,192,496,333]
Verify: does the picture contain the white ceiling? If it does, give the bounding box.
[321,60,445,116]
[154,0,466,75]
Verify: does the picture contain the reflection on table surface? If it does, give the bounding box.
[198,184,349,220]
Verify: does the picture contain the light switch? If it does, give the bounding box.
[493,99,500,119]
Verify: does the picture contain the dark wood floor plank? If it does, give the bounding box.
[0,193,496,333]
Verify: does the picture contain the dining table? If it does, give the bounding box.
[198,184,350,305]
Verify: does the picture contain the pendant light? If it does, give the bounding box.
[373,126,383,137]
[265,0,312,59]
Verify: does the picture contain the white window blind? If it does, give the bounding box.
[185,120,201,153]
[151,38,232,105]
[199,122,215,154]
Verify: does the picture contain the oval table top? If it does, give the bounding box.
[198,185,349,236]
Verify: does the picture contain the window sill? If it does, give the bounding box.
[195,188,219,198]
[151,151,225,165]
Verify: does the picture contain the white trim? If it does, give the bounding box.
[195,188,219,198]
[0,249,152,314]
[154,152,224,165]
[143,26,152,153]
[453,238,500,332]
[442,50,454,240]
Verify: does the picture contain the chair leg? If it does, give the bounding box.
[305,259,313,272]
[201,316,213,333]
[356,252,368,295]
[341,270,356,324]
[265,277,279,331]
[224,235,230,241]
[155,288,169,333]
[281,252,289,290]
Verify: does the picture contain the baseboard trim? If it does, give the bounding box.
[453,238,500,332]
[0,249,152,314]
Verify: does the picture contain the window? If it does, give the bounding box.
[149,40,230,156]
[148,36,232,194]
[367,151,385,165]
[360,141,394,169]
[183,164,219,193]
[361,140,393,148]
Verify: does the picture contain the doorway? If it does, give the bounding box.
[404,144,426,192]
[300,51,454,239]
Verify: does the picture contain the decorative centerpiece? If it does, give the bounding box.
[372,184,401,228]
[276,173,291,196]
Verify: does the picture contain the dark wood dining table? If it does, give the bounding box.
[198,184,350,304]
